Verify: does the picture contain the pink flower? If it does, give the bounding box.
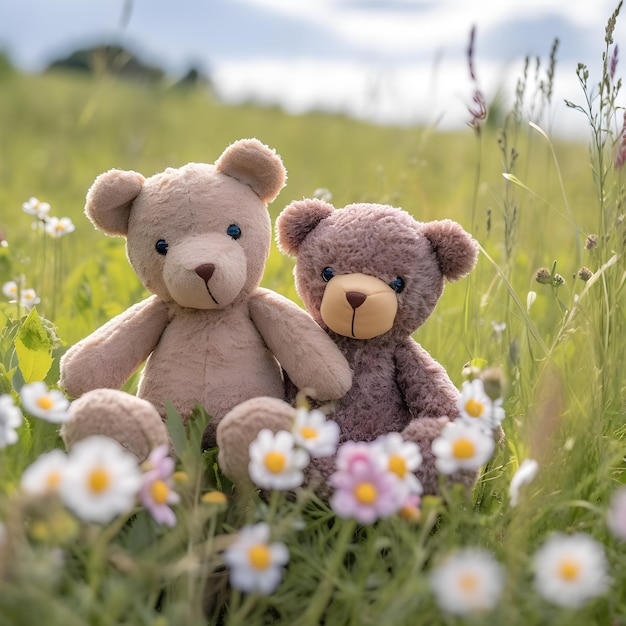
[329,441,404,525]
[399,493,422,522]
[139,445,180,527]
[334,440,386,473]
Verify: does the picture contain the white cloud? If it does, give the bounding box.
[0,0,620,136]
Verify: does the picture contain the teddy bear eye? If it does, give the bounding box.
[389,277,405,293]
[321,267,335,282]
[227,224,242,240]
[155,239,169,256]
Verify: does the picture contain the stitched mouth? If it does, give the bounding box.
[205,283,219,305]
[351,310,357,337]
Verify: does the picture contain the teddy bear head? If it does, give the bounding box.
[83,139,286,309]
[276,199,478,341]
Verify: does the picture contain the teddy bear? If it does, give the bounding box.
[216,198,479,496]
[58,140,352,460]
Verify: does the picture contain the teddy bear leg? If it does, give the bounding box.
[402,416,477,496]
[60,388,170,462]
[216,396,296,485]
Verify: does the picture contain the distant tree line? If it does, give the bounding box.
[44,43,213,91]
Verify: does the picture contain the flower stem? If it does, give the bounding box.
[300,519,356,625]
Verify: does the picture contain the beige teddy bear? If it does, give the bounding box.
[59,139,352,460]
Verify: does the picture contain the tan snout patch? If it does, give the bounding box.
[164,235,247,309]
[320,273,398,339]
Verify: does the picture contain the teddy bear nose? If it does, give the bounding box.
[195,263,216,282]
[346,291,367,310]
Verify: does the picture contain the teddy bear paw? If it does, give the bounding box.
[61,388,170,462]
[216,396,296,484]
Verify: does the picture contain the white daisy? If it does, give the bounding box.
[374,432,423,494]
[2,281,18,300]
[532,533,610,608]
[292,408,340,457]
[22,197,51,219]
[59,435,142,524]
[45,216,75,238]
[20,382,70,423]
[248,429,309,490]
[431,421,495,474]
[457,379,505,431]
[0,394,23,448]
[21,449,68,495]
[224,522,289,595]
[509,458,539,507]
[430,548,505,615]
[19,288,41,310]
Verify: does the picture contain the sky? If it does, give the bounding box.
[1,0,623,136]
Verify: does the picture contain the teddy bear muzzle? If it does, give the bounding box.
[163,235,248,309]
[319,273,398,339]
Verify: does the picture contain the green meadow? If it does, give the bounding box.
[0,18,624,625]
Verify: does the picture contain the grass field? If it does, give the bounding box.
[0,17,624,625]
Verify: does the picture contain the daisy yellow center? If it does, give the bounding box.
[388,455,407,478]
[202,491,227,505]
[88,467,110,494]
[558,558,581,581]
[354,482,378,505]
[399,505,421,522]
[459,572,479,592]
[46,471,61,490]
[36,396,54,411]
[452,438,476,460]
[55,223,65,231]
[150,480,170,505]
[248,544,271,570]
[264,451,286,474]
[465,398,484,417]
[299,426,318,440]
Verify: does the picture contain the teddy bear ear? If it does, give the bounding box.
[215,138,287,204]
[85,169,145,236]
[420,219,479,281]
[275,198,335,256]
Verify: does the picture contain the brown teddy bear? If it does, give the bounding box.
[217,198,478,496]
[59,140,352,460]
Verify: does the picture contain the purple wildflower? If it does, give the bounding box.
[139,445,180,527]
[610,44,619,81]
[467,25,477,81]
[468,89,487,130]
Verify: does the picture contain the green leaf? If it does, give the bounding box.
[166,400,187,459]
[15,308,53,383]
[0,363,13,395]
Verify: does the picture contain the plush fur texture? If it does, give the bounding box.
[59,140,352,461]
[217,199,479,497]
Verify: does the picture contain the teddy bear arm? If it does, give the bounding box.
[60,296,169,397]
[394,339,460,420]
[395,342,477,495]
[248,288,352,400]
